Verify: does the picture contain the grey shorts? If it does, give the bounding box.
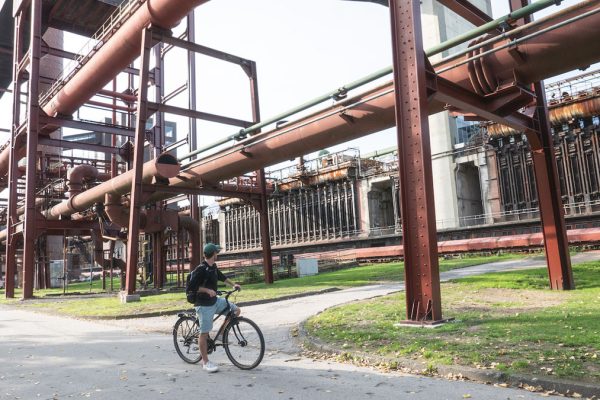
[195,297,239,333]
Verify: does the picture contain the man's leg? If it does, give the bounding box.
[199,332,209,364]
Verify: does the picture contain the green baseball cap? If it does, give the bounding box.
[203,243,221,256]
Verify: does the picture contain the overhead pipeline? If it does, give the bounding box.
[44,153,179,220]
[148,0,600,201]
[8,1,600,216]
[436,1,600,95]
[41,0,210,117]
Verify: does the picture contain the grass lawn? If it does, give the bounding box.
[0,253,521,317]
[304,260,600,383]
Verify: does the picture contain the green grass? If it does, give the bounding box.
[0,253,521,317]
[305,260,600,383]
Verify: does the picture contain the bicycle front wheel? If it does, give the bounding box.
[173,315,201,364]
[223,316,265,370]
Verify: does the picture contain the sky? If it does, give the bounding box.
[0,0,597,167]
[184,0,596,159]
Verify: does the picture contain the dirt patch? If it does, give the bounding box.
[447,287,566,313]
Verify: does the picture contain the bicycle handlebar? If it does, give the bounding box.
[216,287,240,298]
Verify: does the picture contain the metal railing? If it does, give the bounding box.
[268,148,361,182]
[546,68,600,105]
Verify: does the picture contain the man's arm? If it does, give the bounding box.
[198,286,217,297]
[224,278,241,291]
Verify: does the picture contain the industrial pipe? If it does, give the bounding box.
[179,66,395,161]
[179,215,200,268]
[104,193,129,227]
[179,1,600,162]
[0,145,26,179]
[0,0,210,183]
[426,0,564,57]
[42,0,210,117]
[154,81,399,199]
[436,1,600,95]
[45,153,179,220]
[433,0,597,66]
[66,164,99,196]
[157,0,600,200]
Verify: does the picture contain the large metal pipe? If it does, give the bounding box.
[6,1,600,219]
[42,0,210,117]
[45,153,179,219]
[169,81,398,192]
[66,164,99,196]
[39,0,600,216]
[436,1,600,95]
[155,10,600,199]
[0,0,209,180]
[104,193,129,227]
[179,215,200,268]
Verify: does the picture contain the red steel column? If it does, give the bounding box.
[22,0,43,299]
[4,11,24,298]
[187,12,202,265]
[125,28,153,295]
[389,0,443,322]
[510,0,574,290]
[248,60,273,284]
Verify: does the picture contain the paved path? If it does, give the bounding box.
[1,252,599,399]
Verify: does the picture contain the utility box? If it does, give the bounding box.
[49,260,64,288]
[297,258,318,277]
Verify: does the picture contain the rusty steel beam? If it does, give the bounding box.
[39,115,136,137]
[509,0,530,26]
[248,60,274,284]
[186,12,201,265]
[389,0,442,323]
[145,184,263,201]
[433,76,539,144]
[436,0,494,27]
[148,102,253,129]
[125,28,153,296]
[4,10,25,299]
[38,137,125,155]
[154,29,252,66]
[510,0,574,290]
[22,0,43,299]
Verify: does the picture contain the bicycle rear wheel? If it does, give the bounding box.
[173,315,201,364]
[223,316,265,370]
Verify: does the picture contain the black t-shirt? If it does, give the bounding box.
[191,261,227,306]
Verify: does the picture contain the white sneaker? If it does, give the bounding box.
[202,360,219,373]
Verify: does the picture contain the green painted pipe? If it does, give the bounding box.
[426,0,562,57]
[178,66,394,161]
[178,0,561,162]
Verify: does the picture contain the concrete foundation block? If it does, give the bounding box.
[119,291,141,303]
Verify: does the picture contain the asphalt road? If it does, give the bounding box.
[2,252,599,400]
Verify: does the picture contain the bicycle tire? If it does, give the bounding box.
[173,315,202,364]
[223,316,265,370]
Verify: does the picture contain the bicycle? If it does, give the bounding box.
[172,288,265,370]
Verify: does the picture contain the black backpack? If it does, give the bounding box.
[185,265,204,304]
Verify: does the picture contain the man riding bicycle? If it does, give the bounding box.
[190,243,241,373]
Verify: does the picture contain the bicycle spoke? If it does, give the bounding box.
[223,317,265,370]
[173,316,201,364]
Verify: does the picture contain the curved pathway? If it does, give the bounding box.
[1,251,599,399]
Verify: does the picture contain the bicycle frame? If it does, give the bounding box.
[178,289,239,351]
[174,288,265,369]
